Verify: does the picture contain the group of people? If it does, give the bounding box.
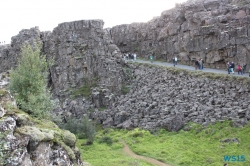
[123,53,136,61]
[0,41,6,45]
[124,53,248,77]
[227,62,246,75]
[194,58,204,70]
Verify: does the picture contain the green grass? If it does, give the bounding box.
[77,122,250,166]
[72,84,91,98]
[77,137,154,166]
[121,85,130,94]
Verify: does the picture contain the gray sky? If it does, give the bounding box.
[0,0,187,44]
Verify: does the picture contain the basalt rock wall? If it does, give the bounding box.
[0,20,127,98]
[0,27,42,73]
[43,20,126,97]
[91,63,250,131]
[110,0,250,70]
[0,20,128,129]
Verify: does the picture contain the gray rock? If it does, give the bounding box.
[109,0,250,71]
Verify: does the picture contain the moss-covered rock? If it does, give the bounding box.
[62,130,76,147]
[15,113,33,126]
[0,89,7,98]
[0,71,82,165]
[15,126,54,142]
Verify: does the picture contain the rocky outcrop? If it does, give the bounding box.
[0,27,42,73]
[91,63,250,131]
[43,20,126,97]
[0,45,11,73]
[110,0,250,70]
[0,72,83,166]
[0,20,128,119]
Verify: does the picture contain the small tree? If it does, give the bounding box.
[9,42,53,119]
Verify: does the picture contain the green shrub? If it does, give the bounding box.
[1,74,6,79]
[60,117,79,134]
[72,84,91,98]
[61,116,96,144]
[72,77,98,98]
[8,43,53,119]
[79,116,96,143]
[121,85,130,94]
[98,107,106,111]
[99,136,113,145]
[0,89,7,97]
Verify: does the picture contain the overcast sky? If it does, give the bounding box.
[0,0,187,44]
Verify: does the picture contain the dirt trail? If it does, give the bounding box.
[121,141,172,166]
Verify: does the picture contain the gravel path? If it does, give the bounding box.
[129,59,249,77]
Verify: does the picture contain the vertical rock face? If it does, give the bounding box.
[110,0,250,70]
[0,27,42,73]
[0,45,11,73]
[43,20,126,96]
[0,20,127,97]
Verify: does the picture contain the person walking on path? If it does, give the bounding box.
[237,64,243,75]
[227,62,231,74]
[199,58,203,70]
[195,59,199,70]
[123,53,126,60]
[173,56,177,66]
[231,62,235,74]
[242,63,247,74]
[150,55,154,63]
[134,53,136,61]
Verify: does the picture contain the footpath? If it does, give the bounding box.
[130,59,249,77]
[122,141,171,166]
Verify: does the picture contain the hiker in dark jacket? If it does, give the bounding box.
[231,62,235,74]
[242,63,247,74]
[195,59,199,70]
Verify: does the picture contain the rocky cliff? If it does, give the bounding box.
[0,73,83,166]
[0,27,42,73]
[1,1,250,133]
[43,20,126,97]
[0,20,128,118]
[110,0,250,70]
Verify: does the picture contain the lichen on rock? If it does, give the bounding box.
[0,75,82,166]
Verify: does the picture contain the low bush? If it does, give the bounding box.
[61,116,96,144]
[121,85,130,94]
[99,136,113,145]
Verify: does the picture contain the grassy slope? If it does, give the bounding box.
[77,121,250,166]
[77,138,154,166]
